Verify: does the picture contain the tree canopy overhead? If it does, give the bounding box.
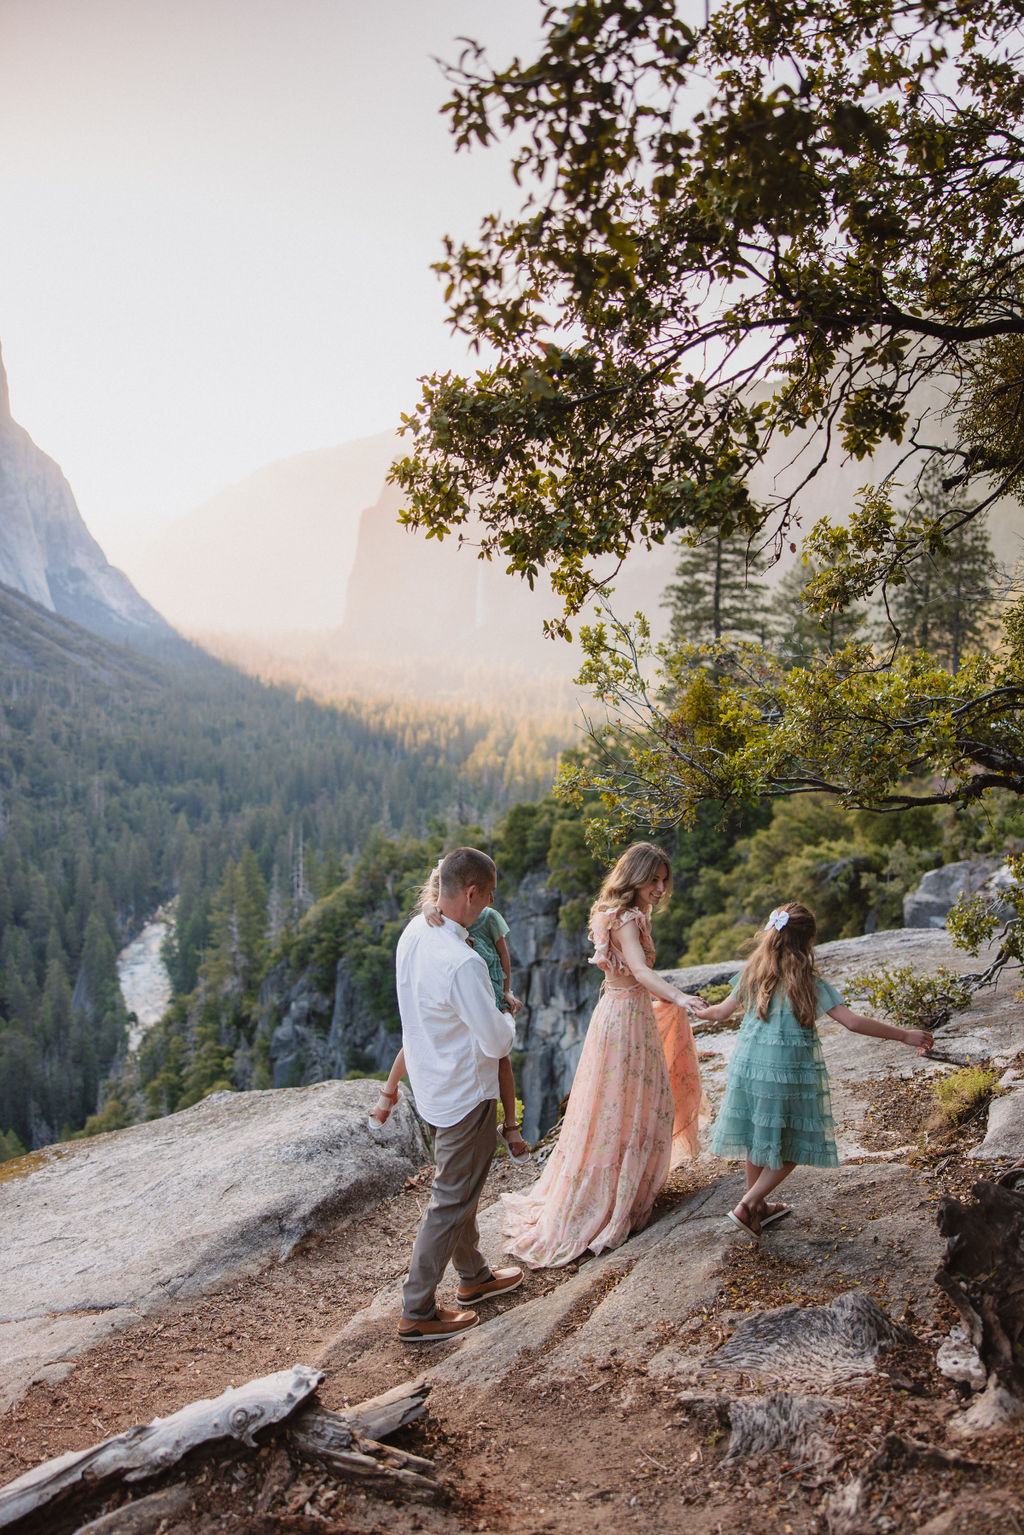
[394,0,1024,619]
[392,0,1024,834]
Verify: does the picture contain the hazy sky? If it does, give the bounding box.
[0,0,547,563]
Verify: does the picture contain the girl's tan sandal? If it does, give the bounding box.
[369,1087,400,1126]
[499,1122,533,1167]
[726,1204,761,1241]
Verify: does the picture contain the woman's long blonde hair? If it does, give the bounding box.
[589,841,673,925]
[736,901,819,1026]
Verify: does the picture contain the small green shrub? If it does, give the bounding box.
[932,1066,1000,1128]
[852,964,974,1032]
[0,1128,27,1163]
[68,1097,131,1139]
[702,983,733,1005]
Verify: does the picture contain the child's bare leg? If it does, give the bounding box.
[734,1161,796,1230]
[370,1049,405,1124]
[498,1057,529,1158]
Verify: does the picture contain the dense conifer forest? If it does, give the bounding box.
[0,586,566,1151]
[3,493,1020,1157]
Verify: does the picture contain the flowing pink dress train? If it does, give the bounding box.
[501,907,708,1269]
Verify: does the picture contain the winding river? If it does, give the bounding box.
[117,912,173,1051]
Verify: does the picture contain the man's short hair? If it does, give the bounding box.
[439,847,496,898]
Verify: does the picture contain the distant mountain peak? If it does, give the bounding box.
[0,339,175,647]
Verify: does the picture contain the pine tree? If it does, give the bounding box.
[266,863,286,949]
[201,860,245,1001]
[887,470,1003,671]
[770,560,868,662]
[201,851,268,1002]
[291,828,313,922]
[662,534,767,647]
[235,847,269,983]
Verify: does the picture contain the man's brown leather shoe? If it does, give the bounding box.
[397,1305,479,1343]
[456,1266,523,1304]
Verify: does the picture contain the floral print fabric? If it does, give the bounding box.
[653,996,709,1164]
[502,908,706,1269]
[588,904,652,977]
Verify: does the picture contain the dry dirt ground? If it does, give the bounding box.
[3,1100,1024,1535]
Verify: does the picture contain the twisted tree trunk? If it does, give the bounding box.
[936,1179,1024,1401]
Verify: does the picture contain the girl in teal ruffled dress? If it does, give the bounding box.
[692,901,933,1240]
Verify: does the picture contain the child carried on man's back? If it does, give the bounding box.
[370,863,530,1164]
[692,901,933,1239]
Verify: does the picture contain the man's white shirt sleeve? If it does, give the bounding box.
[449,958,516,1060]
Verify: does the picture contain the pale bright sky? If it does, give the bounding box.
[0,0,548,565]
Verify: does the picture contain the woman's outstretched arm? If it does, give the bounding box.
[615,920,704,1009]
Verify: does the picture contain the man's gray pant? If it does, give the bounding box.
[402,1098,496,1320]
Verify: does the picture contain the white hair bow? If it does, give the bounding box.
[765,908,790,932]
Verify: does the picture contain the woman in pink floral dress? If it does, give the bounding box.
[502,843,707,1269]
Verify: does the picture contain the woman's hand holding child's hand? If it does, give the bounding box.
[675,991,705,1011]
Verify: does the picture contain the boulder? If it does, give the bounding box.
[0,1080,429,1412]
[970,1071,1024,1162]
[902,857,1007,929]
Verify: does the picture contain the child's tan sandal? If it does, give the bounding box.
[369,1087,400,1126]
[499,1122,532,1167]
[726,1203,761,1241]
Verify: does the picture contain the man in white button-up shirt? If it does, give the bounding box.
[396,847,523,1343]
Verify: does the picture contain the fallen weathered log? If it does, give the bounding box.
[289,1429,438,1494]
[0,1365,323,1530]
[0,1368,436,1530]
[935,1179,1024,1399]
[289,1397,439,1495]
[338,1376,430,1440]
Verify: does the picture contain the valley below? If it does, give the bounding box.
[2,927,1023,1535]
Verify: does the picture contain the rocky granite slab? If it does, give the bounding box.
[0,1080,428,1411]
[338,1162,945,1405]
[972,1068,1024,1162]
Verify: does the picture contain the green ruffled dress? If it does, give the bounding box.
[710,977,843,1170]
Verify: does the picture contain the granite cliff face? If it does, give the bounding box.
[499,875,600,1139]
[338,478,679,672]
[130,433,398,635]
[254,952,401,1096]
[0,343,174,646]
